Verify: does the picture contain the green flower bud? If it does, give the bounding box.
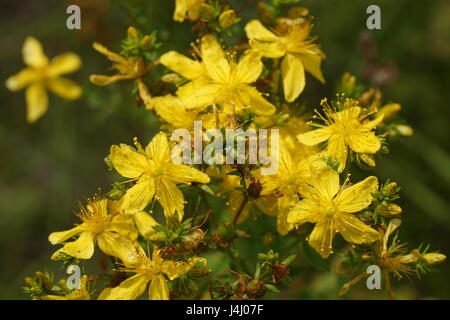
[219,10,238,29]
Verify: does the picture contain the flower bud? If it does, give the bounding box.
[217,222,236,242]
[219,10,238,29]
[422,253,446,265]
[257,2,275,25]
[376,203,402,217]
[127,26,139,39]
[200,4,216,21]
[189,267,212,278]
[396,124,413,136]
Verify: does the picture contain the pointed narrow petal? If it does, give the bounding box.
[281,53,305,102]
[99,274,149,300]
[149,275,170,300]
[110,144,148,179]
[26,83,48,123]
[23,37,48,68]
[156,179,185,219]
[122,178,155,214]
[336,212,379,244]
[47,78,82,100]
[5,68,38,91]
[327,135,348,172]
[248,39,286,58]
[167,163,210,184]
[159,51,203,80]
[48,226,84,245]
[334,176,378,213]
[48,53,81,77]
[301,52,325,83]
[92,42,127,64]
[297,127,332,146]
[308,219,336,259]
[89,73,135,86]
[162,257,206,280]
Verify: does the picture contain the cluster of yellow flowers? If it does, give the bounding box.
[16,1,445,300]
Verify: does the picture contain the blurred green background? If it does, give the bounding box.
[1,0,449,299]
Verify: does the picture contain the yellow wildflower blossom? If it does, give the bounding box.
[98,244,206,300]
[89,41,151,86]
[6,37,82,123]
[49,196,138,261]
[152,95,200,130]
[297,98,383,172]
[287,168,379,258]
[159,34,275,116]
[109,132,210,218]
[245,19,325,102]
[173,0,205,22]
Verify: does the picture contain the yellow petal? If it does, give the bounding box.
[335,212,379,244]
[248,39,286,59]
[133,211,160,239]
[137,78,152,110]
[108,213,138,240]
[48,226,84,245]
[159,51,204,80]
[301,168,340,201]
[96,232,139,265]
[201,34,230,82]
[153,95,197,129]
[281,53,305,102]
[145,132,171,164]
[334,176,378,213]
[110,144,148,179]
[378,103,401,121]
[241,85,276,115]
[234,50,263,83]
[301,52,325,83]
[89,74,135,86]
[297,127,332,146]
[57,231,95,259]
[287,198,320,225]
[276,209,294,236]
[156,179,184,219]
[23,37,48,68]
[327,135,347,172]
[122,178,155,214]
[98,274,149,300]
[308,219,336,259]
[26,83,48,123]
[92,42,127,64]
[167,163,210,184]
[177,79,221,110]
[245,20,278,41]
[48,53,81,77]
[47,78,82,100]
[5,68,38,91]
[149,275,170,300]
[346,132,381,154]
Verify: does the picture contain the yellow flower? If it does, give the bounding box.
[41,276,90,300]
[6,37,82,123]
[98,245,206,300]
[297,98,383,172]
[89,42,151,86]
[245,19,325,102]
[109,132,210,218]
[159,34,275,116]
[49,196,138,260]
[173,0,205,22]
[287,168,379,258]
